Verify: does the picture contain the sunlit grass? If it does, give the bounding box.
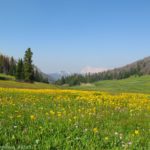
[0,80,57,89]
[0,73,15,80]
[71,75,150,94]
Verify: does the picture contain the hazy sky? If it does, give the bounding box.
[0,0,150,73]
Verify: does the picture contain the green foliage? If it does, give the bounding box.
[9,57,16,76]
[56,74,86,86]
[0,51,49,84]
[34,68,49,83]
[0,73,15,80]
[16,59,24,80]
[23,48,34,82]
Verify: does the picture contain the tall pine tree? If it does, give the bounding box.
[9,57,16,76]
[24,48,34,82]
[16,59,24,80]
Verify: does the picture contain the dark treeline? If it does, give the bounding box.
[0,48,48,83]
[56,56,150,86]
[56,74,86,86]
[0,54,16,76]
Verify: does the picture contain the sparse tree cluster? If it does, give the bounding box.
[0,48,49,83]
[34,67,49,83]
[56,74,86,86]
[0,54,16,75]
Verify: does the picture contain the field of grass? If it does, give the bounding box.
[0,75,150,93]
[0,73,15,80]
[0,75,150,149]
[0,80,58,89]
[0,88,150,149]
[0,74,57,89]
[71,75,150,94]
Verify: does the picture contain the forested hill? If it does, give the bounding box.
[56,56,150,86]
[113,56,150,76]
[0,52,48,83]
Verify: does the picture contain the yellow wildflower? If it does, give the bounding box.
[50,110,55,115]
[105,137,109,141]
[17,115,21,118]
[73,116,77,120]
[30,115,36,121]
[57,112,62,117]
[134,130,139,135]
[45,112,49,116]
[93,128,98,133]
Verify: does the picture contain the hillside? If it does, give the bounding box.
[70,75,150,94]
[0,52,49,83]
[0,80,58,89]
[110,56,150,76]
[0,73,15,80]
[56,56,150,85]
[0,74,57,89]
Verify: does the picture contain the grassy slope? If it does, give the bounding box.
[0,73,15,80]
[71,75,150,94]
[0,74,150,93]
[0,80,58,89]
[0,74,57,89]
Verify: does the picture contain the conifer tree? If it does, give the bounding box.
[9,57,16,76]
[24,48,34,82]
[16,59,24,80]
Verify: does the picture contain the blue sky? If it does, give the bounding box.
[0,0,150,73]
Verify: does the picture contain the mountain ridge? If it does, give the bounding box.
[56,56,150,85]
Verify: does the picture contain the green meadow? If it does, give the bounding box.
[71,75,150,94]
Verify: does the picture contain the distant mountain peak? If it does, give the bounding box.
[48,70,71,82]
[80,66,108,74]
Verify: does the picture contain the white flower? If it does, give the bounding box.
[35,139,40,144]
[128,142,132,145]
